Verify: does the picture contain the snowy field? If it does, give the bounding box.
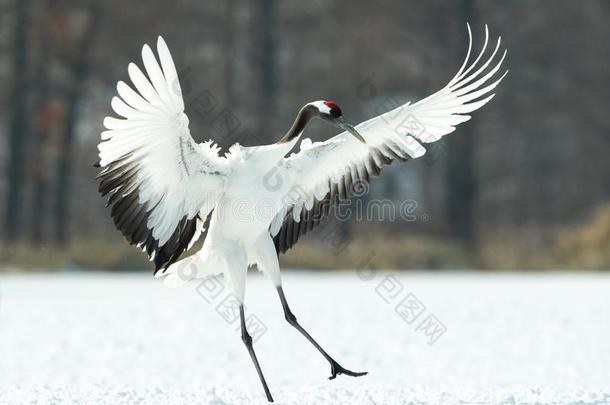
[1,271,609,405]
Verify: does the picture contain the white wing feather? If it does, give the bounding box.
[97,37,228,270]
[272,25,507,251]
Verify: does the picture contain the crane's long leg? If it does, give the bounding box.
[277,286,367,380]
[240,305,274,402]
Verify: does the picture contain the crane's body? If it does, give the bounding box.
[97,25,507,402]
[181,140,302,294]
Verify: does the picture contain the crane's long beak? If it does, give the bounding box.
[334,117,366,144]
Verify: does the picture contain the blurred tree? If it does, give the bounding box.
[224,0,236,108]
[3,0,30,242]
[29,8,52,243]
[53,0,102,245]
[258,0,277,139]
[445,0,476,246]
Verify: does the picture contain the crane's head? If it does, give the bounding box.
[309,100,366,144]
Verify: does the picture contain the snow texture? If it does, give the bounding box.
[1,271,609,404]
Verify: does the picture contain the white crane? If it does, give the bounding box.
[97,24,507,402]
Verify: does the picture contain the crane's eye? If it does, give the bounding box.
[323,101,342,118]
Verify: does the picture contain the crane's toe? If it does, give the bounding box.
[328,361,368,380]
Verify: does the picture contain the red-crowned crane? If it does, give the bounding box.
[97,24,507,402]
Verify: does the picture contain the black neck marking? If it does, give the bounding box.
[277,105,317,144]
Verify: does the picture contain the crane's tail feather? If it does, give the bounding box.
[155,252,221,287]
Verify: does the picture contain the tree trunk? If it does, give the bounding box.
[445,0,476,246]
[30,30,51,243]
[259,0,277,140]
[224,0,236,108]
[54,2,101,245]
[3,0,30,242]
[30,82,50,243]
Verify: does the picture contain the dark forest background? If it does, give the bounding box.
[1,0,609,271]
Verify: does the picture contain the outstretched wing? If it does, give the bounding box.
[271,24,507,253]
[97,36,229,272]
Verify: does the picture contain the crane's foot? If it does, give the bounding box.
[328,360,368,380]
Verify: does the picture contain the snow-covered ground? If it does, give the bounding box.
[0,271,609,405]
